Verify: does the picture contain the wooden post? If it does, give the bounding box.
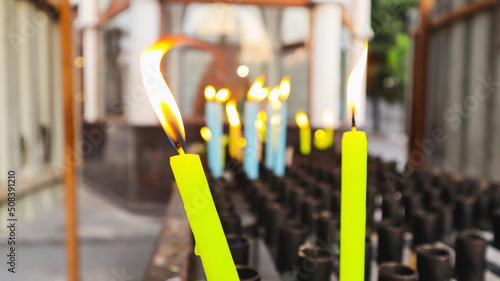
[60,1,79,280]
[410,0,432,165]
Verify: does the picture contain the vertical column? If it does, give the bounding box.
[17,1,38,176]
[262,7,282,87]
[51,21,64,169]
[0,1,8,180]
[310,2,342,128]
[488,7,500,181]
[127,0,162,125]
[4,0,21,174]
[464,11,492,178]
[81,0,100,122]
[444,0,468,172]
[38,10,51,166]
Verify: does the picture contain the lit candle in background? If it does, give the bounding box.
[244,76,268,180]
[340,42,368,281]
[274,77,290,177]
[256,110,267,161]
[265,87,281,170]
[200,126,212,142]
[295,112,311,155]
[270,113,281,154]
[204,86,222,178]
[215,89,230,168]
[313,129,328,150]
[323,110,334,148]
[200,126,212,157]
[226,99,242,161]
[140,38,239,281]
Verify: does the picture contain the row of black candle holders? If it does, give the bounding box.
[206,151,500,281]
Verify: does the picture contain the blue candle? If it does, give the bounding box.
[243,101,259,179]
[273,77,290,177]
[265,88,281,170]
[243,77,267,180]
[205,86,229,178]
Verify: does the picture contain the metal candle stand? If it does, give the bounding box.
[176,149,500,281]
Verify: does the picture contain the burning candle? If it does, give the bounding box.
[140,39,238,281]
[204,86,223,178]
[271,114,281,153]
[340,42,368,281]
[256,111,267,161]
[314,129,328,150]
[295,112,311,155]
[226,99,242,161]
[243,76,267,180]
[323,110,334,148]
[200,126,212,142]
[265,88,281,169]
[274,77,290,177]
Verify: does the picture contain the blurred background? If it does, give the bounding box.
[0,0,499,280]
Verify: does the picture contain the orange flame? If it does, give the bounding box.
[268,87,280,102]
[347,42,368,122]
[140,38,186,153]
[271,114,281,126]
[248,75,268,101]
[200,126,212,141]
[255,119,264,131]
[296,112,309,129]
[322,110,334,127]
[279,77,290,100]
[205,85,216,100]
[215,88,230,103]
[226,100,240,126]
[257,110,267,123]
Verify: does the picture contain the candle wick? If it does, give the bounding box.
[351,107,356,129]
[176,142,185,155]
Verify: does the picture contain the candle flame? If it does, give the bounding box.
[271,114,281,126]
[279,77,290,100]
[238,138,247,148]
[322,110,334,127]
[347,42,368,122]
[140,38,186,154]
[268,87,280,102]
[215,88,230,103]
[200,127,212,141]
[315,129,326,140]
[255,119,264,131]
[257,110,267,123]
[271,100,282,111]
[248,75,268,101]
[226,99,240,126]
[296,112,309,128]
[205,85,216,100]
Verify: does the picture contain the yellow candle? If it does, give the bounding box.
[171,154,238,281]
[323,110,334,148]
[295,112,311,155]
[140,37,238,281]
[226,99,242,160]
[340,41,368,281]
[313,129,328,150]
